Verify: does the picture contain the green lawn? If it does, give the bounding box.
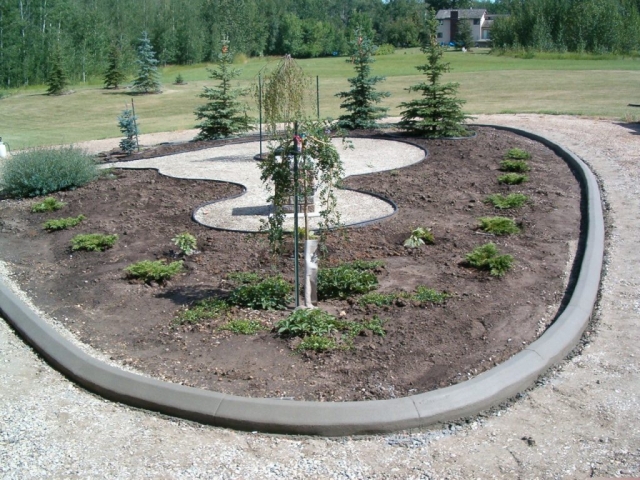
[1,48,639,149]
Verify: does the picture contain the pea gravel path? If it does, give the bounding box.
[1,115,639,479]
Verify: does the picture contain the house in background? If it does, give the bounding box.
[436,9,498,47]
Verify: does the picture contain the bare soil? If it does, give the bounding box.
[0,127,582,401]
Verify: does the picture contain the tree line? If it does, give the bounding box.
[1,0,506,88]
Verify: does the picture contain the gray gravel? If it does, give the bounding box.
[1,115,639,478]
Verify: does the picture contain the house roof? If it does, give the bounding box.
[436,9,486,20]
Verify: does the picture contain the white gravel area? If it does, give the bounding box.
[1,115,639,478]
[110,138,425,231]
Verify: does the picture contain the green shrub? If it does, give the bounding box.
[359,316,386,336]
[228,276,292,310]
[484,193,528,209]
[412,286,449,304]
[175,298,228,324]
[296,335,337,352]
[345,259,384,270]
[71,233,118,251]
[172,232,197,255]
[478,217,520,235]
[226,271,262,286]
[498,173,528,185]
[403,227,434,248]
[275,308,342,337]
[220,319,265,335]
[375,43,396,55]
[500,160,530,173]
[318,264,378,300]
[505,148,531,160]
[125,259,183,283]
[358,291,398,307]
[31,197,65,213]
[465,243,513,277]
[0,146,98,198]
[43,214,85,231]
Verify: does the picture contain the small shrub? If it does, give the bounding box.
[275,308,341,337]
[505,148,531,160]
[172,232,197,255]
[359,316,386,336]
[403,227,434,248]
[226,271,261,286]
[228,276,292,310]
[465,243,513,277]
[43,214,85,231]
[498,173,528,185]
[31,197,65,213]
[412,286,449,304]
[220,319,265,335]
[318,264,378,300]
[484,193,528,209]
[71,233,118,251]
[500,160,530,173]
[478,217,520,235]
[375,43,396,55]
[296,335,337,352]
[125,259,183,283]
[346,259,384,271]
[358,292,398,307]
[175,298,228,324]
[175,73,185,85]
[1,146,98,198]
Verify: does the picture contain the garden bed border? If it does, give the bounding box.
[0,125,604,436]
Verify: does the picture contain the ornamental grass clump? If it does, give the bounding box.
[478,217,520,235]
[465,243,513,277]
[484,193,528,210]
[228,276,292,310]
[1,146,98,198]
[31,197,66,213]
[498,173,528,185]
[125,259,183,283]
[71,233,118,251]
[43,214,85,231]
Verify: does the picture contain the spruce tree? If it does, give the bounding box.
[46,45,69,95]
[133,31,161,94]
[335,29,390,130]
[455,19,474,50]
[194,38,252,140]
[104,42,127,89]
[117,106,139,154]
[398,11,469,138]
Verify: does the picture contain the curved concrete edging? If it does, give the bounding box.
[0,126,604,436]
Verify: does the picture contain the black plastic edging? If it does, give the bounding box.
[0,126,604,436]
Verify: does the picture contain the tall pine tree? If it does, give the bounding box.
[335,29,390,130]
[46,45,69,95]
[194,38,252,140]
[104,42,127,89]
[398,11,469,138]
[133,31,161,94]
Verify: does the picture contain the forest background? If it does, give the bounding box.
[2,0,640,89]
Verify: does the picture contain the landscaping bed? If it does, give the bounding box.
[0,127,582,401]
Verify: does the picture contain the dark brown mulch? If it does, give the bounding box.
[0,127,582,401]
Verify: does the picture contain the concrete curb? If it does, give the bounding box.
[0,126,603,436]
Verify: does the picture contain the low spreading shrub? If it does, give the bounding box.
[226,271,261,286]
[318,264,378,300]
[478,216,520,235]
[31,197,65,212]
[465,243,513,277]
[505,148,531,160]
[43,214,85,231]
[172,232,197,255]
[174,298,228,324]
[403,227,434,248]
[484,193,528,209]
[71,233,118,251]
[498,173,528,185]
[228,276,292,310]
[275,308,341,337]
[125,259,183,283]
[220,319,265,335]
[0,146,98,198]
[500,160,530,173]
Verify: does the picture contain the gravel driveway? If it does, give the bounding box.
[1,115,639,479]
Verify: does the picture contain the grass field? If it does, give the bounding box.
[1,48,639,149]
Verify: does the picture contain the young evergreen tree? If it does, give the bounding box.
[335,29,390,130]
[194,38,252,140]
[398,11,469,138]
[104,42,127,89]
[118,106,139,154]
[133,31,161,94]
[455,19,475,50]
[46,45,69,95]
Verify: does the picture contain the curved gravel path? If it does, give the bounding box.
[1,115,639,479]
